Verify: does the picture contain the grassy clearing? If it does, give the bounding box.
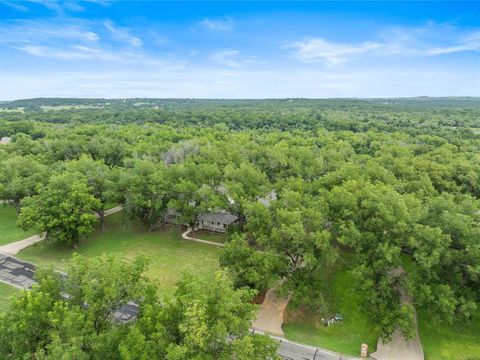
[0,282,19,312]
[401,254,480,360]
[0,206,37,246]
[283,255,381,356]
[418,310,480,360]
[190,229,226,244]
[18,212,221,296]
[40,105,103,110]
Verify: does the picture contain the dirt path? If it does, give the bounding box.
[252,288,292,337]
[371,267,424,360]
[0,206,125,256]
[101,205,124,217]
[0,234,45,256]
[181,228,225,247]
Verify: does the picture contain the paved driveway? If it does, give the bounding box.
[0,253,36,288]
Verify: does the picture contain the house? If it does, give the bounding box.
[196,212,239,233]
[258,190,277,207]
[0,137,11,145]
[164,208,181,224]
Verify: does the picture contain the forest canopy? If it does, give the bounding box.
[1,97,479,339]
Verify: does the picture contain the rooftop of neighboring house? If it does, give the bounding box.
[0,137,11,144]
[198,212,238,224]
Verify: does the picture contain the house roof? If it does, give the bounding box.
[166,208,181,216]
[0,137,11,144]
[198,212,238,224]
[258,190,278,207]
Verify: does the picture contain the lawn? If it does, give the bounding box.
[401,255,480,360]
[283,255,381,356]
[0,282,19,312]
[190,229,226,244]
[0,206,37,246]
[18,212,221,296]
[418,310,480,360]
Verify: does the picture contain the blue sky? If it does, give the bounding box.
[0,1,479,99]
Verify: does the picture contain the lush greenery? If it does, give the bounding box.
[1,98,479,349]
[417,309,480,360]
[18,212,220,296]
[283,254,381,356]
[0,282,18,312]
[0,206,36,245]
[0,255,278,359]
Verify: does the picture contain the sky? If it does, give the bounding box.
[0,1,479,99]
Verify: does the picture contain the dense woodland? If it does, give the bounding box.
[1,98,480,355]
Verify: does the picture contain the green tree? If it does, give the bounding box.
[0,255,149,359]
[0,256,278,360]
[0,155,47,213]
[18,172,100,247]
[123,271,279,360]
[123,160,172,229]
[62,155,115,226]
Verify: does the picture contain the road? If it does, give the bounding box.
[257,331,359,360]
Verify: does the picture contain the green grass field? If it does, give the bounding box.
[0,282,19,312]
[418,310,480,360]
[0,206,37,246]
[18,212,221,296]
[401,255,480,360]
[190,230,226,244]
[283,255,381,356]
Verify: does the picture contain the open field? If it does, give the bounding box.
[283,255,381,356]
[401,255,480,360]
[17,212,221,296]
[0,206,37,246]
[190,229,226,244]
[418,309,480,360]
[0,282,19,312]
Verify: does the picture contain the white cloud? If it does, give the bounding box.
[286,23,480,65]
[199,16,234,31]
[1,1,29,12]
[27,0,98,13]
[210,49,259,68]
[285,38,381,65]
[104,20,142,47]
[0,19,174,66]
[379,23,480,56]
[17,44,120,61]
[210,49,242,68]
[0,21,99,44]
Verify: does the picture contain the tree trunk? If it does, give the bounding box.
[99,210,105,230]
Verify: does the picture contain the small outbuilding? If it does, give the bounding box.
[164,208,181,224]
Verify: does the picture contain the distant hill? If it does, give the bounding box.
[2,97,480,110]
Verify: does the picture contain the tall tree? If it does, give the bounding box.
[124,160,171,230]
[18,172,100,248]
[123,271,279,360]
[0,155,47,213]
[62,155,115,226]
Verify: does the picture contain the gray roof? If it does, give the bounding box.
[198,212,238,224]
[166,208,181,216]
[0,137,11,144]
[258,190,278,207]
